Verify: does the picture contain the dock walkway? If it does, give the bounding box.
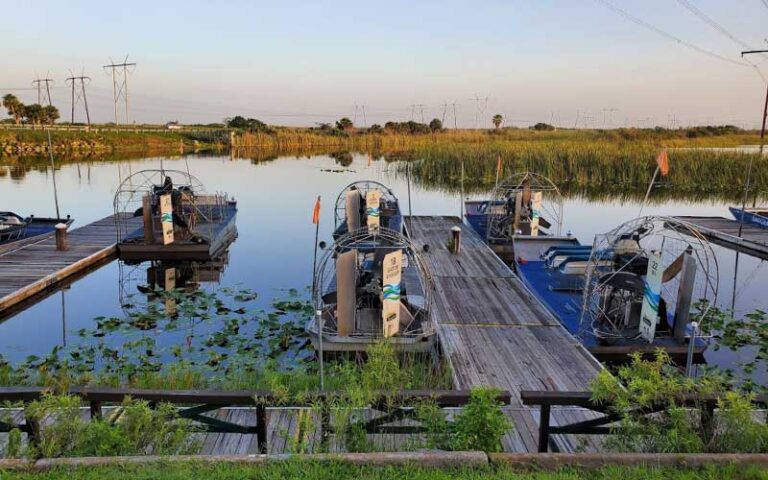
[673,216,768,260]
[408,216,603,452]
[0,213,139,314]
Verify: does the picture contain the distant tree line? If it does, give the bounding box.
[2,94,60,125]
[224,115,273,133]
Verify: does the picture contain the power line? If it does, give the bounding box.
[676,0,768,81]
[595,0,754,68]
[677,0,766,56]
[103,56,136,125]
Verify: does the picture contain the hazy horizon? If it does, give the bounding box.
[2,0,767,128]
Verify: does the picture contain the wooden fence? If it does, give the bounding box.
[0,387,511,454]
[521,390,768,453]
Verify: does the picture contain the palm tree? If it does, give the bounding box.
[43,105,60,125]
[492,114,504,129]
[2,94,24,124]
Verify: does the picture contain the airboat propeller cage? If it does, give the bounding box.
[314,227,434,340]
[486,172,564,241]
[578,216,719,344]
[113,169,231,246]
[335,180,397,232]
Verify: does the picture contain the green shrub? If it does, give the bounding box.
[591,351,768,453]
[16,394,198,459]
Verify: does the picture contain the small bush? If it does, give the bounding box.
[591,351,768,453]
[14,394,199,459]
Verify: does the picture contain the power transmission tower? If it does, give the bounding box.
[32,76,54,106]
[470,95,489,128]
[601,108,618,128]
[361,105,367,127]
[103,56,136,126]
[451,103,459,129]
[65,72,91,126]
[441,102,448,124]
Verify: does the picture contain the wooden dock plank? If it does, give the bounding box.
[0,214,141,313]
[408,216,602,453]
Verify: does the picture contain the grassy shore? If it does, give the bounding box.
[2,126,764,202]
[2,460,764,480]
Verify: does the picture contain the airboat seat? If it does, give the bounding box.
[401,266,426,310]
[543,246,592,263]
[552,254,592,270]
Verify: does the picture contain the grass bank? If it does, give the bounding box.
[0,128,226,156]
[2,459,765,480]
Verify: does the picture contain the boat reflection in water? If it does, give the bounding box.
[118,252,230,320]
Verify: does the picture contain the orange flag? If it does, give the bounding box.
[312,196,321,224]
[656,149,669,177]
[496,155,502,178]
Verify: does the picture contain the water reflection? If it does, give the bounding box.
[0,152,765,386]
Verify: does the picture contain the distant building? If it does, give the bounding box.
[165,121,182,130]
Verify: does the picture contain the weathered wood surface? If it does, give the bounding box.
[673,216,768,260]
[0,214,140,313]
[408,216,603,453]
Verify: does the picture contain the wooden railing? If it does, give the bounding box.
[0,387,511,454]
[521,390,768,453]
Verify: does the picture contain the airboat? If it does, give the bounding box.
[729,206,768,229]
[114,169,237,261]
[0,211,73,247]
[307,227,436,353]
[467,173,715,362]
[333,181,403,239]
[465,172,562,241]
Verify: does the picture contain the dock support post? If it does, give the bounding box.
[538,404,551,453]
[673,252,697,343]
[142,195,156,244]
[451,226,461,254]
[55,223,68,251]
[256,404,267,454]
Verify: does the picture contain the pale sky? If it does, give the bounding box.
[2,0,767,128]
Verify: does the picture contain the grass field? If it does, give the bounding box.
[1,460,765,480]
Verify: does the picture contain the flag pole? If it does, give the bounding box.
[495,155,501,188]
[46,129,61,219]
[311,195,325,391]
[638,165,659,217]
[460,159,465,220]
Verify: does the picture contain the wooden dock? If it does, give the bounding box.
[0,214,140,314]
[673,216,768,260]
[408,216,603,453]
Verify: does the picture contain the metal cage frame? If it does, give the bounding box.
[485,171,564,241]
[333,180,398,230]
[313,226,435,338]
[578,216,719,342]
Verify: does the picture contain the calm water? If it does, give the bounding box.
[0,153,765,379]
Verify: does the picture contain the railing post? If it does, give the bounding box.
[256,404,267,454]
[90,401,102,420]
[538,404,551,453]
